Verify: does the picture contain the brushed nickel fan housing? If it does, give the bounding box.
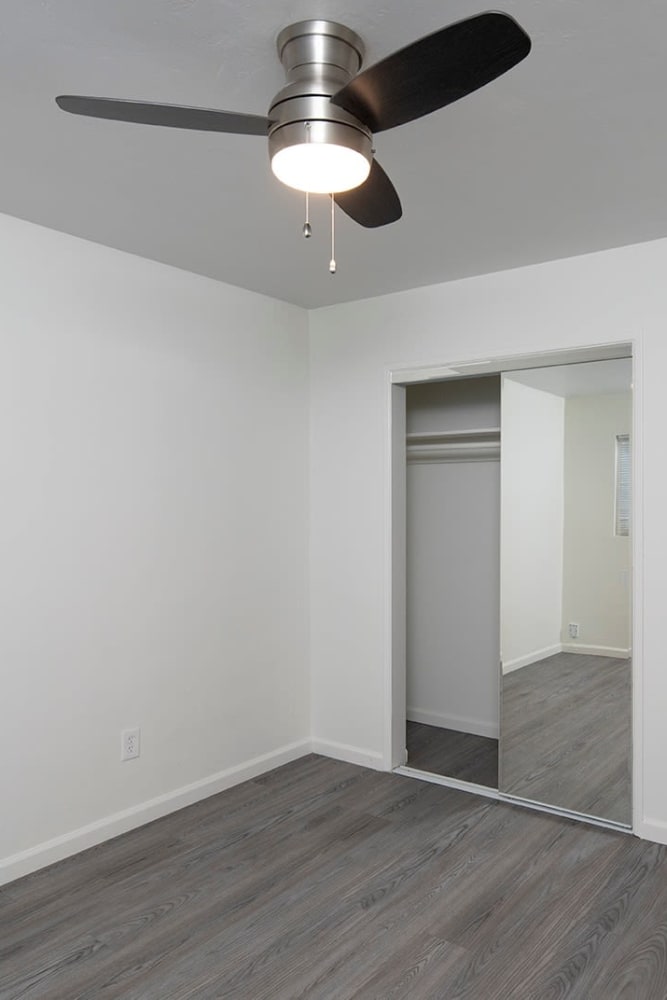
[268,20,373,192]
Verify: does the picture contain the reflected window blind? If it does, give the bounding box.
[615,434,631,536]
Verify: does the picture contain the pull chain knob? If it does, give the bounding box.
[302,191,312,238]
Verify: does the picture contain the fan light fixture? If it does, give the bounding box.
[271,142,370,194]
[269,120,372,194]
[267,22,372,195]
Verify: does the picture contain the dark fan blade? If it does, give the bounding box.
[55,96,269,136]
[335,159,402,228]
[331,12,531,133]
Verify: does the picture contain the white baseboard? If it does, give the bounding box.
[0,738,311,887]
[503,644,631,672]
[502,644,562,673]
[561,643,631,658]
[406,708,499,740]
[636,818,667,845]
[310,738,385,770]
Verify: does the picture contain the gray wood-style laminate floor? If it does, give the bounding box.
[2,755,662,998]
[501,652,632,824]
[406,721,498,788]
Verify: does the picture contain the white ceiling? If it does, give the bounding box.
[506,358,632,397]
[2,1,666,309]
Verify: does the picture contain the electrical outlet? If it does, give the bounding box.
[568,623,580,639]
[121,728,141,761]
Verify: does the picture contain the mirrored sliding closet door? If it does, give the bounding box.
[499,359,633,825]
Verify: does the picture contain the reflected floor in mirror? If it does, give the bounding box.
[406,721,498,788]
[501,653,631,824]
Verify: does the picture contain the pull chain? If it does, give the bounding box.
[302,191,312,238]
[302,123,313,239]
[329,193,337,274]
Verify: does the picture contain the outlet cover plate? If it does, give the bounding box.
[121,727,141,761]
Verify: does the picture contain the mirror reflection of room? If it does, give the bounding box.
[500,359,632,824]
[405,376,500,788]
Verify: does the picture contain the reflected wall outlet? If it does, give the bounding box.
[121,728,141,761]
[568,623,580,639]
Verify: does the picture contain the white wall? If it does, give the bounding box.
[561,392,632,653]
[308,235,667,843]
[2,212,662,880]
[0,214,310,882]
[407,461,500,737]
[501,379,564,671]
[406,378,500,738]
[406,376,501,434]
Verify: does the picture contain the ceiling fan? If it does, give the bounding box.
[56,12,530,238]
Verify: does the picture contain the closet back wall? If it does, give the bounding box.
[406,378,500,739]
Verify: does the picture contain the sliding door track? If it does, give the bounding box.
[394,764,633,835]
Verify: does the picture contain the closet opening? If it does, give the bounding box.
[405,375,500,788]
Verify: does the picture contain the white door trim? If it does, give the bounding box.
[384,340,642,837]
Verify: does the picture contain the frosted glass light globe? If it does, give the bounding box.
[271,142,371,194]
